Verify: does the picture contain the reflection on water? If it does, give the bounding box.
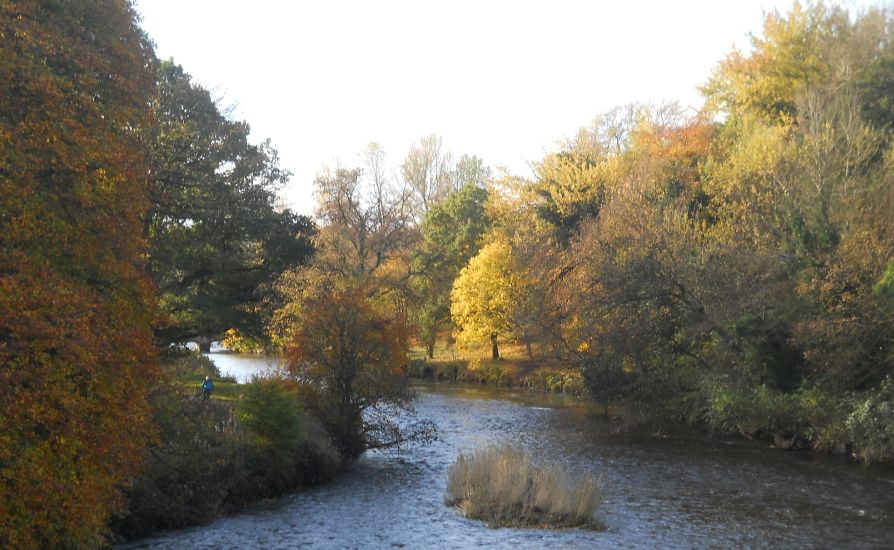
[204,352,284,383]
[123,383,894,549]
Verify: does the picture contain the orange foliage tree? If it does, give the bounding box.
[287,287,434,459]
[0,1,158,547]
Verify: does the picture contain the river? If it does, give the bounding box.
[202,350,286,383]
[124,359,894,549]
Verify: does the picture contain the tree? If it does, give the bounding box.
[148,60,315,349]
[286,287,434,459]
[0,1,158,547]
[530,106,641,247]
[272,144,419,351]
[454,154,491,188]
[312,162,414,281]
[487,176,568,358]
[411,183,490,356]
[700,2,894,395]
[278,145,435,460]
[450,239,528,359]
[402,134,455,216]
[701,2,850,125]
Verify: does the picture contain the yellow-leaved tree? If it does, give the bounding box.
[450,239,530,359]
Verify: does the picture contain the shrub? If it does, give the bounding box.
[445,444,603,530]
[699,376,842,436]
[113,377,341,540]
[844,376,894,461]
[522,368,586,394]
[238,377,305,454]
[408,358,434,379]
[111,384,243,538]
[236,376,341,490]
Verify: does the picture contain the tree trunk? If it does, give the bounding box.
[196,337,211,353]
[525,340,533,360]
[426,341,435,359]
[490,333,499,360]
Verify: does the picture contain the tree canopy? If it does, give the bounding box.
[0,1,159,547]
[148,60,315,348]
[451,239,528,360]
[412,183,490,356]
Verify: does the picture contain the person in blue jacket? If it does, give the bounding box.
[201,376,214,399]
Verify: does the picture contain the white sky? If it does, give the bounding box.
[134,0,875,215]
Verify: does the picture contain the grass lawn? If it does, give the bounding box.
[408,342,585,394]
[410,342,544,373]
[171,373,244,401]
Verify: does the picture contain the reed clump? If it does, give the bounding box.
[445,444,604,530]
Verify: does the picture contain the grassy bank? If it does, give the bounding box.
[173,373,242,400]
[111,354,342,541]
[408,343,586,395]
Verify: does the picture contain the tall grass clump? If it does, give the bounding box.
[445,444,603,530]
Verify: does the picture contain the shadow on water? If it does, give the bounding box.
[122,383,894,549]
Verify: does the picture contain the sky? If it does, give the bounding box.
[134,0,874,215]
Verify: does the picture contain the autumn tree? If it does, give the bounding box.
[486,175,569,358]
[268,139,443,462]
[454,154,491,188]
[451,239,530,359]
[0,1,159,547]
[553,109,753,407]
[531,105,643,246]
[402,134,456,216]
[312,152,415,280]
[286,287,434,459]
[701,1,894,396]
[148,60,315,349]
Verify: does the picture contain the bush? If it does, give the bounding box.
[445,444,603,530]
[843,376,894,461]
[113,377,340,540]
[111,384,243,538]
[236,376,341,490]
[522,368,586,394]
[699,376,842,436]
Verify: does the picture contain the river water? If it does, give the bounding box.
[203,351,286,383]
[125,375,894,549]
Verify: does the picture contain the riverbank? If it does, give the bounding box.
[407,344,586,395]
[110,354,342,543]
[407,346,894,464]
[121,383,894,549]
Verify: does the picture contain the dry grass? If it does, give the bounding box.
[445,444,604,530]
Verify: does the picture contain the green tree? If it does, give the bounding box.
[0,1,158,547]
[411,183,490,356]
[148,60,315,349]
